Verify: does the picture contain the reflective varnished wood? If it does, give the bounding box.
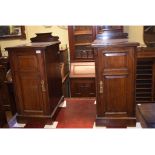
[68,26,96,62]
[0,80,7,127]
[136,103,155,128]
[0,57,16,115]
[136,47,155,103]
[137,47,155,58]
[6,41,63,123]
[92,39,139,127]
[70,62,96,97]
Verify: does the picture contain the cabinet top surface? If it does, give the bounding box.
[5,41,60,50]
[92,39,139,47]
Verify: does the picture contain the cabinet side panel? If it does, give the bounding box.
[45,45,63,111]
[9,50,45,115]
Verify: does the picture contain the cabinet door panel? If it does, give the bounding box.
[17,55,38,72]
[104,76,127,117]
[96,47,135,117]
[12,51,45,115]
[16,73,44,114]
[104,52,127,68]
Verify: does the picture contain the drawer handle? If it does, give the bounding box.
[41,80,46,92]
[99,80,103,94]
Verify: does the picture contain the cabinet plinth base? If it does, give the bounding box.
[96,117,136,127]
[16,114,54,125]
[16,96,64,125]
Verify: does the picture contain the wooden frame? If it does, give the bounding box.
[0,26,26,40]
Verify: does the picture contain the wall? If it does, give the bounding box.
[124,26,145,46]
[0,26,69,55]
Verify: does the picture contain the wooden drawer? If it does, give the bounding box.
[70,78,96,97]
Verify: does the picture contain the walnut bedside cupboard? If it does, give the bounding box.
[6,41,63,123]
[92,39,139,127]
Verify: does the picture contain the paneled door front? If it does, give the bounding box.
[95,47,136,123]
[10,49,47,116]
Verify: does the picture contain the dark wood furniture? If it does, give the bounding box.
[5,81,17,115]
[68,26,126,62]
[135,26,155,128]
[92,38,139,127]
[59,48,70,97]
[144,26,155,47]
[136,47,155,103]
[95,26,127,39]
[136,103,155,128]
[0,69,7,127]
[31,32,70,97]
[30,32,59,42]
[0,57,12,110]
[70,62,96,97]
[68,26,97,97]
[96,26,123,32]
[6,40,63,123]
[68,26,96,62]
[0,57,16,115]
[0,97,7,127]
[68,26,126,98]
[136,26,155,103]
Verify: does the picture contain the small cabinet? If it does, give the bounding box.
[92,39,139,127]
[6,41,63,123]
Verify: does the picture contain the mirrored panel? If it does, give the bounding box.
[0,26,26,40]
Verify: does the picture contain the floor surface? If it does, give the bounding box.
[6,98,142,129]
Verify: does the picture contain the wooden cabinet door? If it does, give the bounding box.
[10,49,47,116]
[96,47,136,118]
